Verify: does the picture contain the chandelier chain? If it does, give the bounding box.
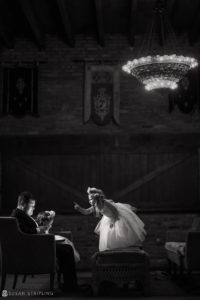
[122,0,198,91]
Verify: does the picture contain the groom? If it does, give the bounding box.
[11,191,77,292]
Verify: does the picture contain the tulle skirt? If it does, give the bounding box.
[94,202,146,251]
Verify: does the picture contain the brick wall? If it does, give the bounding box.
[0,35,199,270]
[52,213,196,270]
[0,35,199,135]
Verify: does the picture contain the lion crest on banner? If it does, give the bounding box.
[94,87,111,122]
[84,64,120,125]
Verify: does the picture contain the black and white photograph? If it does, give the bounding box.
[0,1,200,299]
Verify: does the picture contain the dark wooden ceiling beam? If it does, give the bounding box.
[19,0,45,49]
[0,24,14,49]
[56,0,75,47]
[94,0,105,47]
[129,0,138,46]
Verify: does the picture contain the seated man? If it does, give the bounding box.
[11,191,77,292]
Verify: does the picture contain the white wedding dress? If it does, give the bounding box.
[94,200,146,251]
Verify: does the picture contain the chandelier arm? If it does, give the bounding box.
[140,17,154,56]
[147,17,156,55]
[165,17,181,54]
[159,11,166,54]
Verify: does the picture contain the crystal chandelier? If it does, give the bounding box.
[122,0,198,91]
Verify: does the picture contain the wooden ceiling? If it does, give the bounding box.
[0,0,200,50]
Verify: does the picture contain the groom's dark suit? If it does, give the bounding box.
[11,208,77,291]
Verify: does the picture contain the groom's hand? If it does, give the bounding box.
[73,202,80,210]
[37,225,50,233]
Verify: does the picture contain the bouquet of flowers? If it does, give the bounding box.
[36,210,56,233]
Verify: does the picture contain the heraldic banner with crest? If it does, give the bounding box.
[1,66,38,117]
[84,65,120,125]
[168,67,200,114]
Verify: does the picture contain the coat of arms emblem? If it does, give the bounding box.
[84,65,120,125]
[93,88,111,124]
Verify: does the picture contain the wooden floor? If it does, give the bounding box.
[2,271,200,299]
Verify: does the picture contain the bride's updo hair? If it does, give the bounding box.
[87,187,105,197]
[87,187,105,217]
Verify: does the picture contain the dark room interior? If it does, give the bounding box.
[0,0,200,299]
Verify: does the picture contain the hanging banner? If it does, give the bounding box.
[84,64,120,125]
[168,68,199,114]
[2,66,38,117]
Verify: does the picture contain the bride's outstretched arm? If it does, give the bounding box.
[74,202,94,215]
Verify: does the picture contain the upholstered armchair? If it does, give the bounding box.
[165,218,200,276]
[0,217,56,291]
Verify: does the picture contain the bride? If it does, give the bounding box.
[74,187,146,251]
